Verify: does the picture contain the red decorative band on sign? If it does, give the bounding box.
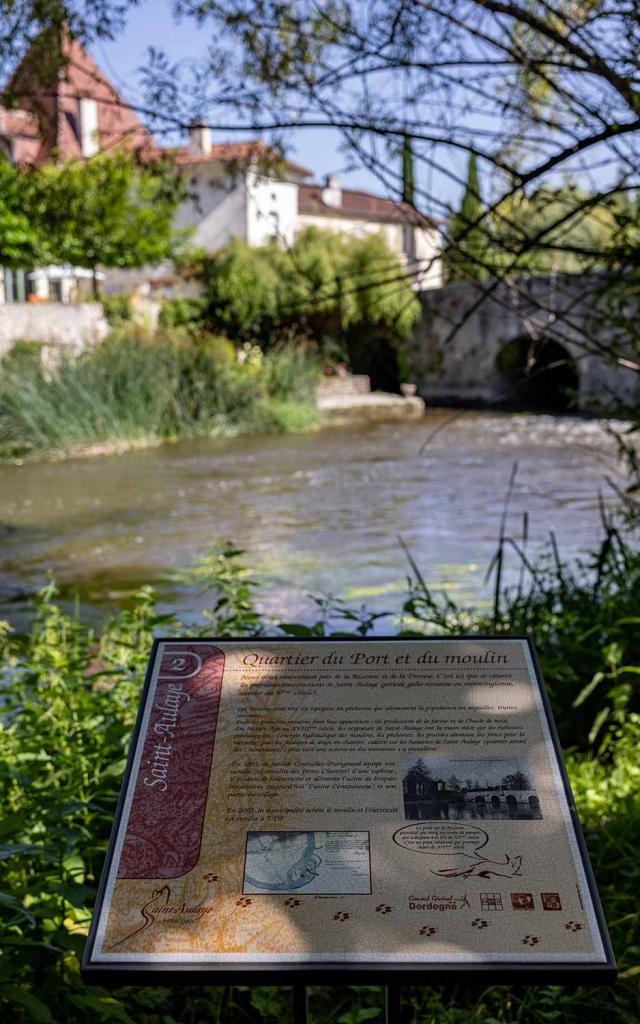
[118,644,225,878]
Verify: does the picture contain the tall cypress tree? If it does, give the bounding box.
[445,152,488,282]
[402,135,415,205]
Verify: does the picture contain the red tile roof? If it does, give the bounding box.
[1,31,157,166]
[298,182,438,227]
[169,140,311,178]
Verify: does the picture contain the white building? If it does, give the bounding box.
[166,128,442,292]
[298,177,442,289]
[172,129,307,251]
[0,36,443,301]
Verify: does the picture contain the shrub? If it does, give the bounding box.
[158,296,207,328]
[100,294,133,327]
[0,329,320,457]
[0,339,45,372]
[200,228,421,347]
[0,538,638,1022]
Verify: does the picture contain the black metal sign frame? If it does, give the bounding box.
[82,635,617,985]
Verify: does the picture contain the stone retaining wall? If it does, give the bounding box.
[316,374,371,397]
[0,303,108,361]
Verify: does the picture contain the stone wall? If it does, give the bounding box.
[409,275,638,412]
[316,374,371,398]
[0,303,108,362]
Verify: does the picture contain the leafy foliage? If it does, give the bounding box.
[100,294,134,327]
[0,158,51,267]
[0,536,639,1022]
[445,153,487,282]
[37,152,187,292]
[488,186,624,276]
[200,227,421,343]
[157,296,208,328]
[0,151,186,288]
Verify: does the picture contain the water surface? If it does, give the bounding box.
[0,410,625,630]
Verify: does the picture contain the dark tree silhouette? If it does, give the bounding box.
[445,153,487,283]
[502,770,531,790]
[404,757,433,782]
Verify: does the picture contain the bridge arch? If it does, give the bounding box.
[495,336,579,411]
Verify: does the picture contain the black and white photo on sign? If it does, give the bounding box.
[402,756,543,821]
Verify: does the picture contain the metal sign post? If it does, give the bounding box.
[292,985,401,1023]
[292,984,309,1023]
[385,985,402,1021]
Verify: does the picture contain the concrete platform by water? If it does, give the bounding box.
[317,391,425,425]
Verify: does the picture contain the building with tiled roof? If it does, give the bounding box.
[298,179,442,290]
[169,137,312,180]
[0,34,442,301]
[2,32,156,166]
[299,182,437,226]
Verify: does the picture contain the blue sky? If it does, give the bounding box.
[98,0,458,211]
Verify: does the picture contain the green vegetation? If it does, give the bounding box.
[191,227,421,389]
[444,158,634,283]
[100,294,134,328]
[0,152,186,293]
[158,296,208,329]
[200,228,420,342]
[0,529,639,1023]
[0,158,49,267]
[0,329,320,458]
[445,152,488,282]
[488,186,628,277]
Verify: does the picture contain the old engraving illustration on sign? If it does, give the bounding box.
[84,638,614,976]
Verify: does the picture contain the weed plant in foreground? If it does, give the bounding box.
[0,329,320,459]
[0,539,639,1023]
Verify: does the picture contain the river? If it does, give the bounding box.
[0,410,626,632]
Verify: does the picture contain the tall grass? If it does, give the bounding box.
[399,496,640,756]
[0,330,320,457]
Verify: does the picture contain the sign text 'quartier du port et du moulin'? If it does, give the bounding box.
[82,637,616,983]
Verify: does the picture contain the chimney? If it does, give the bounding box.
[78,97,99,157]
[322,174,342,208]
[189,125,212,156]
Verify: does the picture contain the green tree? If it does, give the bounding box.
[445,152,487,282]
[38,151,188,296]
[0,158,50,267]
[201,227,421,342]
[488,185,621,276]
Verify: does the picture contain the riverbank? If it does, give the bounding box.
[0,331,321,462]
[3,327,634,465]
[1,536,638,1024]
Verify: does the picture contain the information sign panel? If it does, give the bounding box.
[83,637,616,983]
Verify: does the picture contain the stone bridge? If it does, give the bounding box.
[409,274,637,412]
